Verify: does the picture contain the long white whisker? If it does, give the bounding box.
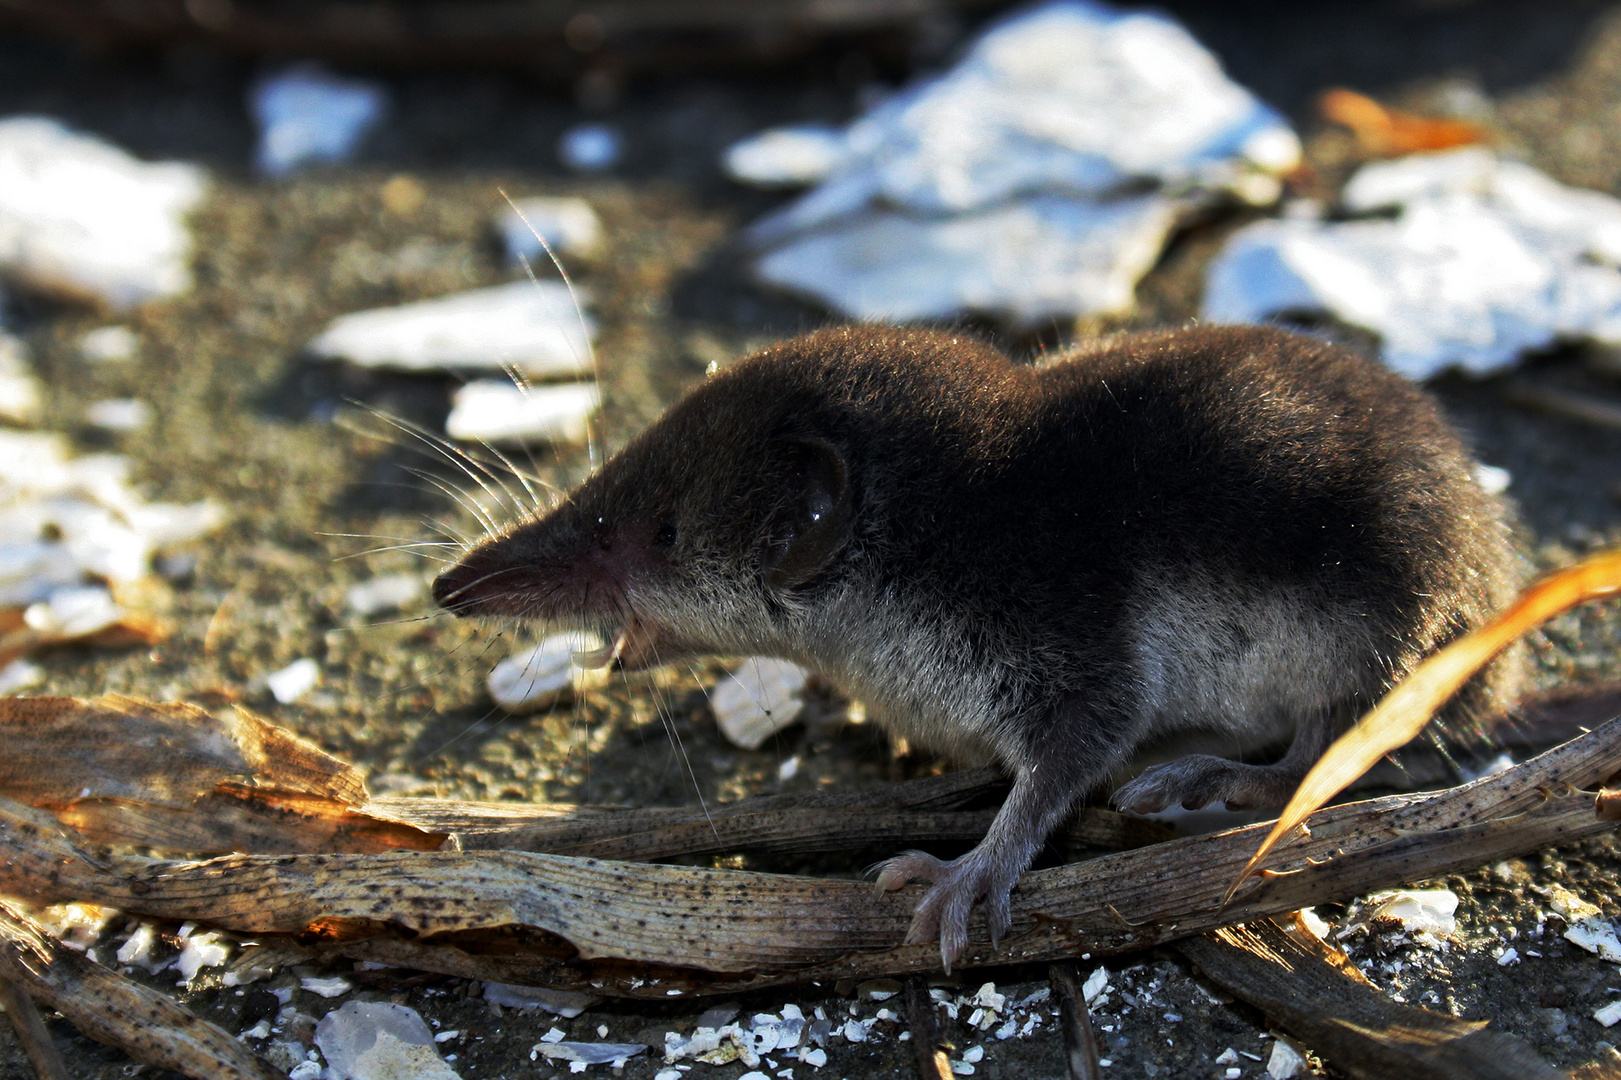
[500,187,602,475]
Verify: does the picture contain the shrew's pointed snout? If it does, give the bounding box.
[432,534,540,618]
[432,556,485,617]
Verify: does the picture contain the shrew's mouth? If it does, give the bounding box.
[571,616,667,672]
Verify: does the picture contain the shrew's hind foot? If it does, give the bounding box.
[874,847,1019,972]
[1112,754,1307,815]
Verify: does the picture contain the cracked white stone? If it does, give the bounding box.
[756,193,1177,324]
[251,66,386,176]
[710,657,809,750]
[307,280,596,380]
[0,117,206,307]
[1204,147,1621,377]
[445,379,599,445]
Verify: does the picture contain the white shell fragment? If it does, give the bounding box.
[499,196,604,263]
[266,658,320,704]
[756,193,1178,324]
[0,117,207,308]
[307,280,596,380]
[174,924,230,982]
[24,586,122,638]
[1204,147,1621,378]
[1545,884,1621,962]
[345,573,424,617]
[0,333,40,425]
[314,1001,462,1080]
[533,1042,647,1067]
[250,66,387,177]
[710,657,809,751]
[724,125,846,188]
[488,632,609,713]
[1369,888,1458,939]
[445,380,599,445]
[0,431,222,607]
[741,1,1294,324]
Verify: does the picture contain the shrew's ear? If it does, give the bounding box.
[763,437,853,590]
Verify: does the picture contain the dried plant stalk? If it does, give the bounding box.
[0,901,282,1080]
[1177,916,1561,1080]
[0,975,70,1080]
[1,710,1616,995]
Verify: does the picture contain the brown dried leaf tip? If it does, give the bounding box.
[1320,88,1487,157]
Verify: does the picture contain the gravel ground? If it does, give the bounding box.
[2,3,1621,1078]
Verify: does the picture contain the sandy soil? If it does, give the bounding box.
[1,2,1621,1077]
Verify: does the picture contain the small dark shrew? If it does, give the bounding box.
[433,323,1523,969]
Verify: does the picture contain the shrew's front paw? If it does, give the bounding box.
[874,848,1017,972]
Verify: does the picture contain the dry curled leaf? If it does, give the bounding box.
[0,694,440,853]
[1236,549,1621,894]
[1320,87,1487,156]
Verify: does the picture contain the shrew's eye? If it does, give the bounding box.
[654,522,679,549]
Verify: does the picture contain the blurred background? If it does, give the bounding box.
[1,2,1621,1078]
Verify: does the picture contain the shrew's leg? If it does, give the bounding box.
[875,740,1100,971]
[1112,710,1337,814]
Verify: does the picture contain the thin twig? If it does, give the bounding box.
[0,978,69,1080]
[0,902,282,1080]
[1048,963,1101,1080]
[904,975,952,1080]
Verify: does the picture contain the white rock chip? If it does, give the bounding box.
[0,658,42,693]
[756,193,1178,324]
[314,1001,462,1080]
[724,125,846,187]
[1081,966,1110,1003]
[1204,147,1621,378]
[84,398,151,433]
[79,325,137,363]
[345,573,424,617]
[307,280,595,380]
[710,657,809,750]
[488,632,609,713]
[266,658,320,704]
[499,196,604,263]
[251,66,387,176]
[0,117,207,308]
[743,1,1293,324]
[300,974,353,998]
[1266,1038,1305,1079]
[560,124,622,172]
[1595,1000,1621,1028]
[445,380,599,445]
[482,982,599,1017]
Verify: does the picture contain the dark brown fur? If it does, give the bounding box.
[435,324,1522,968]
